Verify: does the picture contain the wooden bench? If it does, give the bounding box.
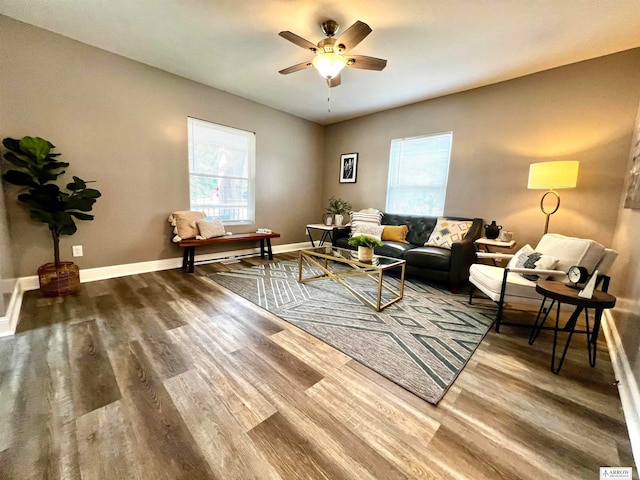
[178,232,281,273]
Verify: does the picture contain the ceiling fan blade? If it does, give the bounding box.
[346,55,387,71]
[278,31,318,52]
[329,73,341,88]
[334,21,372,52]
[278,61,313,75]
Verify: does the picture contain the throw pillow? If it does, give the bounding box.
[350,210,383,226]
[195,218,226,239]
[508,244,560,281]
[168,210,206,242]
[382,225,409,243]
[350,209,383,237]
[351,223,384,240]
[424,217,473,249]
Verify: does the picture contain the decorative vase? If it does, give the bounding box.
[357,246,374,262]
[334,214,344,226]
[38,261,80,297]
[484,220,502,239]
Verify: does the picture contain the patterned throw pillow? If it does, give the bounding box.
[424,217,473,249]
[507,244,560,281]
[195,218,226,239]
[349,210,383,226]
[350,209,383,237]
[382,225,409,243]
[351,223,385,240]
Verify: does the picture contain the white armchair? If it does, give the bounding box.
[468,233,618,332]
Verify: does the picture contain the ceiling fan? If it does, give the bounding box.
[278,19,387,87]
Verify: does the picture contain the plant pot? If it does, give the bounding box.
[334,214,344,226]
[38,261,80,297]
[357,246,374,262]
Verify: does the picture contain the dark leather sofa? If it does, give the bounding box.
[333,213,483,291]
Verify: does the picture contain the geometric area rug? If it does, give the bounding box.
[208,260,497,404]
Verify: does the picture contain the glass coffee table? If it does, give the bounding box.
[298,246,406,311]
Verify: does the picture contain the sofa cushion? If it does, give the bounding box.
[351,223,384,240]
[535,233,605,274]
[469,263,538,301]
[382,214,438,246]
[507,244,559,281]
[405,247,451,271]
[424,217,473,249]
[376,241,414,259]
[382,225,409,243]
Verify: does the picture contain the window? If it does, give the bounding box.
[188,117,255,224]
[385,132,452,216]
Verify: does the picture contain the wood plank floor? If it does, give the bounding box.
[0,252,635,479]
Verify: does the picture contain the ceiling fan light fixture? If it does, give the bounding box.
[312,52,347,79]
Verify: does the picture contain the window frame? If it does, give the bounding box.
[385,131,453,216]
[187,117,256,225]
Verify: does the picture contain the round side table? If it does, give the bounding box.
[528,280,616,374]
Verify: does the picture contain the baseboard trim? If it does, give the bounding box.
[0,280,23,337]
[602,309,640,471]
[8,241,312,335]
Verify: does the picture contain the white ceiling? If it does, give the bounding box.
[2,0,640,125]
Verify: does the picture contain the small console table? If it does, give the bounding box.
[306,224,349,247]
[474,237,517,266]
[528,280,616,374]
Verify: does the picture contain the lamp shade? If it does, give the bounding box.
[312,52,347,79]
[528,161,579,190]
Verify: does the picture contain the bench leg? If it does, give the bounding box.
[267,239,273,260]
[188,246,195,273]
[182,248,189,270]
[260,239,266,259]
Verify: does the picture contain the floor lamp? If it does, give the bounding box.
[528,160,579,234]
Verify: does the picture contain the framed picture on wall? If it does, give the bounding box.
[624,107,640,209]
[339,153,358,183]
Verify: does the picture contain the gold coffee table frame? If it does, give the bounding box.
[298,246,406,311]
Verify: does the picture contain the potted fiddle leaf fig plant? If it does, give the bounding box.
[2,136,101,296]
[348,235,383,262]
[326,196,352,226]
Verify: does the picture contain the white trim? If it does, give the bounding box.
[7,241,312,335]
[603,308,640,471]
[0,280,23,337]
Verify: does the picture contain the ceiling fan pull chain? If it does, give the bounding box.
[327,79,331,112]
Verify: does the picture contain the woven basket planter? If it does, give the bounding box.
[37,262,80,297]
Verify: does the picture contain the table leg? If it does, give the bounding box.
[551,304,583,374]
[587,308,602,367]
[298,252,304,282]
[529,297,554,344]
[376,270,384,311]
[307,227,316,247]
[260,239,265,258]
[319,231,330,246]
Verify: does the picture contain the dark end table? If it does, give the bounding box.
[529,280,616,374]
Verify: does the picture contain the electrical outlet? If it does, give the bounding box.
[72,245,83,257]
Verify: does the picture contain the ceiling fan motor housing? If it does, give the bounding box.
[320,20,339,37]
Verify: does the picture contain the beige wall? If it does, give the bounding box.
[610,99,640,389]
[0,177,15,317]
[0,16,324,277]
[323,49,640,251]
